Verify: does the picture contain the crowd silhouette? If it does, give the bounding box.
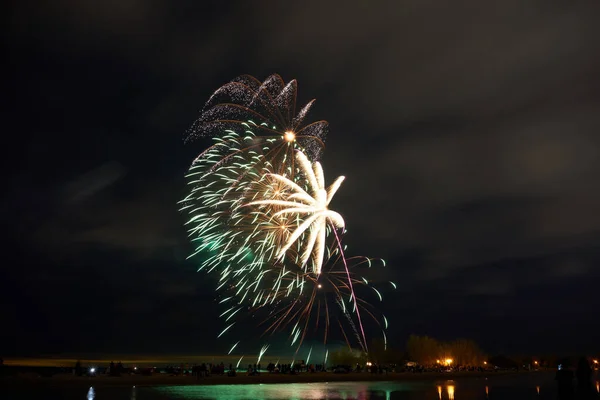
[555,357,597,399]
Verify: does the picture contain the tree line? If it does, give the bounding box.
[406,334,486,366]
[330,334,487,367]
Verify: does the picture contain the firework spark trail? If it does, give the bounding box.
[182,74,392,356]
[335,295,363,351]
[188,74,328,162]
[343,301,363,351]
[257,344,269,365]
[333,226,368,352]
[247,151,345,275]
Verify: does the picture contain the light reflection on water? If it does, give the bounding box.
[145,377,551,400]
[76,373,567,399]
[152,381,439,400]
[446,383,455,400]
[85,385,137,400]
[155,382,376,400]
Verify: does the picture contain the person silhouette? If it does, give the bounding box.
[556,361,574,400]
[575,357,592,397]
[75,360,82,377]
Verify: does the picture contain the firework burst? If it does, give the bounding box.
[247,151,345,276]
[188,74,328,169]
[181,75,394,358]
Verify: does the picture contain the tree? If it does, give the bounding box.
[445,339,485,366]
[406,334,440,366]
[329,347,366,366]
[368,338,387,364]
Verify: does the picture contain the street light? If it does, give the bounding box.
[445,359,453,366]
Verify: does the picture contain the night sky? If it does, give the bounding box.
[4,1,600,358]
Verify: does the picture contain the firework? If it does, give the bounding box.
[188,74,328,170]
[182,75,393,357]
[247,151,345,276]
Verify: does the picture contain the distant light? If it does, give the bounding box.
[445,359,453,366]
[593,359,598,364]
[90,367,96,373]
[483,361,487,365]
[534,361,538,365]
[134,367,137,370]
[317,284,322,288]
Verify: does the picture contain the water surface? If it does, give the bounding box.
[5,372,600,399]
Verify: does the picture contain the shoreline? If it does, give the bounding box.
[1,370,547,388]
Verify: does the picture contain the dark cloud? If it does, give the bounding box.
[31,178,183,261]
[65,161,127,203]
[4,0,600,355]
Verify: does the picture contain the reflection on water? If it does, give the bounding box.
[435,381,455,400]
[153,381,465,400]
[21,372,567,399]
[154,382,378,400]
[147,376,559,400]
[87,385,138,400]
[151,379,542,400]
[446,383,455,400]
[596,380,599,393]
